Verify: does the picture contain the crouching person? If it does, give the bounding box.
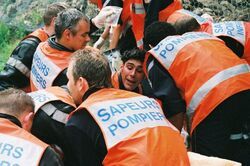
[0,88,63,165]
[63,47,190,165]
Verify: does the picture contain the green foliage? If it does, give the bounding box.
[0,21,25,71]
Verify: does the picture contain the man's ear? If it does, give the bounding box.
[22,112,34,132]
[78,77,89,93]
[63,29,72,40]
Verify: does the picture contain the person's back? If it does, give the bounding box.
[144,22,250,164]
[0,2,69,92]
[64,47,190,165]
[0,88,63,165]
[29,86,76,158]
[203,21,250,63]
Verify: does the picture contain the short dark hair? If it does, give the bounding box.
[55,8,89,39]
[0,88,34,117]
[121,48,146,63]
[144,22,177,50]
[71,47,112,89]
[174,17,201,35]
[43,2,69,26]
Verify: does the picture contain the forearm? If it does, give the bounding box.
[109,25,122,49]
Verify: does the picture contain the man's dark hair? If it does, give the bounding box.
[174,17,201,35]
[144,22,177,50]
[55,8,89,39]
[121,48,146,63]
[43,2,69,26]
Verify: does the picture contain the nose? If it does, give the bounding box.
[85,34,91,42]
[130,69,136,77]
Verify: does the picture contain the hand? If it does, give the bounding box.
[92,6,122,28]
[93,37,105,49]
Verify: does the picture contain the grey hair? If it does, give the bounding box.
[55,8,89,39]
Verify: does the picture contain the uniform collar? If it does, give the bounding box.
[0,113,22,128]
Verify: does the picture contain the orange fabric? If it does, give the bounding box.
[130,0,145,48]
[158,0,183,22]
[43,86,76,108]
[242,22,250,64]
[71,88,189,165]
[0,118,48,165]
[30,42,72,92]
[111,72,143,94]
[97,0,103,9]
[25,28,49,42]
[148,37,250,134]
[103,126,190,166]
[202,22,250,64]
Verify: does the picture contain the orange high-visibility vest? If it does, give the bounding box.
[70,88,190,165]
[158,0,183,22]
[111,72,143,94]
[130,0,146,48]
[29,86,76,113]
[145,32,250,134]
[0,118,48,165]
[203,21,250,64]
[24,28,49,42]
[30,42,72,92]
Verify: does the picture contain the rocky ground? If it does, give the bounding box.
[0,0,249,32]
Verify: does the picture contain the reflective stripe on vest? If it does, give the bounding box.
[29,87,76,123]
[7,57,30,78]
[148,31,250,133]
[41,103,69,124]
[136,38,143,48]
[149,32,220,69]
[187,64,250,115]
[132,3,145,14]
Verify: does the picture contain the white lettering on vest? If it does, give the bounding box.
[31,48,61,90]
[212,21,245,46]
[0,134,43,166]
[150,32,220,69]
[28,90,59,112]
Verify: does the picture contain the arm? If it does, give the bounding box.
[147,57,186,131]
[64,110,106,165]
[0,37,40,91]
[109,25,122,49]
[39,146,63,166]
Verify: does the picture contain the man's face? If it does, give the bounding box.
[67,61,83,106]
[120,59,145,91]
[69,20,90,51]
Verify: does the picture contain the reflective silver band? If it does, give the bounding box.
[7,57,30,78]
[137,38,143,47]
[41,103,69,124]
[187,64,250,115]
[133,3,145,14]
